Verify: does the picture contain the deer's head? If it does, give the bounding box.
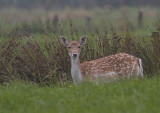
[60,36,87,60]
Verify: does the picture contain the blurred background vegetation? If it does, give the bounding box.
[0,0,160,9]
[0,0,159,34]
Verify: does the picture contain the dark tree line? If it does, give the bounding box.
[0,0,160,9]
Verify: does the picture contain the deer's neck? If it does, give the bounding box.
[71,58,82,84]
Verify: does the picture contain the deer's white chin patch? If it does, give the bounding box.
[72,57,78,61]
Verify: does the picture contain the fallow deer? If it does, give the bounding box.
[60,36,143,84]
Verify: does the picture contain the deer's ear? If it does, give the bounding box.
[80,36,87,46]
[60,36,68,47]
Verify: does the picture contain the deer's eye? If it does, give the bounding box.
[67,46,71,49]
[78,46,80,48]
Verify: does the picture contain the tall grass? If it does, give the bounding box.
[0,21,159,86]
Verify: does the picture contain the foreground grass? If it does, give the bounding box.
[0,77,160,113]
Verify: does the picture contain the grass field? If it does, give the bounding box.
[0,77,160,113]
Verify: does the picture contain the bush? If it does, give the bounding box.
[0,23,160,86]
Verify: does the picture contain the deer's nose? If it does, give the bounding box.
[72,53,78,57]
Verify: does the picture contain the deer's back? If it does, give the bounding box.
[80,53,140,80]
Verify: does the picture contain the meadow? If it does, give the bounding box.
[0,7,160,113]
[0,77,160,113]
